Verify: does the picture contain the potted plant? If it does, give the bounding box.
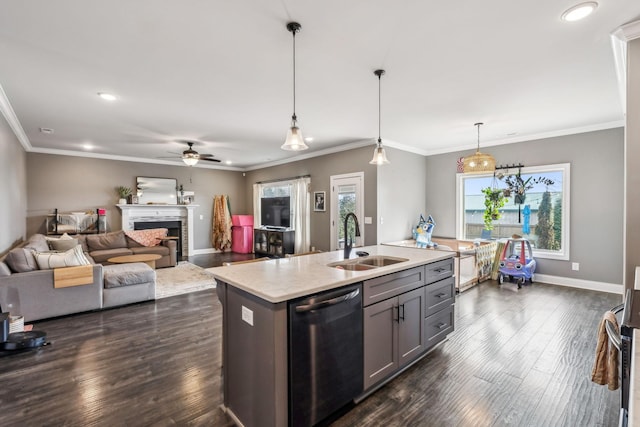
[116,186,132,205]
[481,187,507,230]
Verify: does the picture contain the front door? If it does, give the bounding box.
[330,172,364,251]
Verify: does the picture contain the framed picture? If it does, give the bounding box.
[314,191,326,212]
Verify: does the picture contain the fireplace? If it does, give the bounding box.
[134,220,182,258]
[117,204,197,257]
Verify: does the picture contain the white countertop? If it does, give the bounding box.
[208,245,453,303]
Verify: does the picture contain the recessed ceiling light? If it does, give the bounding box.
[225,160,232,165]
[97,92,117,101]
[561,2,597,22]
[39,127,54,134]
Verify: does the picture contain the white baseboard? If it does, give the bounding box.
[191,248,220,256]
[535,273,623,295]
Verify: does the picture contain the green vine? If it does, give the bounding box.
[482,187,507,230]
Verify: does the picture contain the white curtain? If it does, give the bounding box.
[291,177,311,253]
[252,183,261,227]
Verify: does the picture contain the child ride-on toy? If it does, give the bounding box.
[498,238,536,289]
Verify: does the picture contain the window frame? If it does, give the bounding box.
[456,162,571,261]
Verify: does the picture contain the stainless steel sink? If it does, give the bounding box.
[328,255,409,270]
[356,256,408,267]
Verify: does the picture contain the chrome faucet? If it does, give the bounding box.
[343,212,361,259]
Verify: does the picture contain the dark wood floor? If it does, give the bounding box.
[0,271,621,426]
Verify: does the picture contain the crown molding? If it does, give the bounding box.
[610,20,640,115]
[0,83,32,151]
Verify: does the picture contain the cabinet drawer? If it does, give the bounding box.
[424,304,454,348]
[424,276,455,318]
[425,257,454,284]
[363,266,424,307]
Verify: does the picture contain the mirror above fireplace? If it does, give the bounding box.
[136,177,177,205]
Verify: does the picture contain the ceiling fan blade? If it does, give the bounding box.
[200,157,221,163]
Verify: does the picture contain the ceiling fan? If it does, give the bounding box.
[163,141,221,166]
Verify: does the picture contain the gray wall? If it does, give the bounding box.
[0,115,27,254]
[26,153,246,251]
[426,128,624,284]
[245,146,378,252]
[377,147,428,243]
[625,38,640,291]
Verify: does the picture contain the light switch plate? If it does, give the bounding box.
[364,216,372,224]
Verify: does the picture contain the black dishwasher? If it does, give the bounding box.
[288,283,363,426]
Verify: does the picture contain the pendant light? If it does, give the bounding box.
[281,22,308,151]
[463,122,495,173]
[370,69,390,165]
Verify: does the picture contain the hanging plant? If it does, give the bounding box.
[481,187,507,230]
[502,171,554,205]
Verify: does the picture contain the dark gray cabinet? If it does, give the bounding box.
[424,260,455,350]
[363,270,426,390]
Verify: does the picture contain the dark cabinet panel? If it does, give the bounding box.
[398,287,425,366]
[363,297,398,390]
[363,266,425,307]
[425,276,455,318]
[425,303,454,348]
[425,257,454,284]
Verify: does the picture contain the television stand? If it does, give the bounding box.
[254,229,294,258]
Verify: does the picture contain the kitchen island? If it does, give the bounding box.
[210,245,454,427]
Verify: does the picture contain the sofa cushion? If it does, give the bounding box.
[0,261,13,276]
[4,248,38,273]
[74,234,89,252]
[130,246,170,256]
[86,231,127,251]
[34,245,91,270]
[89,248,133,264]
[103,263,155,289]
[24,234,50,253]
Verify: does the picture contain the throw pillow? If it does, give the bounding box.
[124,228,168,247]
[4,248,39,273]
[49,238,79,251]
[0,261,12,277]
[34,245,91,270]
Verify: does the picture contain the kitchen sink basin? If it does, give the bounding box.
[328,255,409,270]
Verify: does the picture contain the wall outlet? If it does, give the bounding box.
[364,216,372,224]
[572,262,580,271]
[241,306,254,326]
[380,217,384,225]
[199,214,204,220]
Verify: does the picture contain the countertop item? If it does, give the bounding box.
[208,244,453,303]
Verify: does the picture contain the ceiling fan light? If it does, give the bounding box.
[281,124,308,151]
[369,144,390,165]
[182,155,199,166]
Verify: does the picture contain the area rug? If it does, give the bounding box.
[155,262,216,299]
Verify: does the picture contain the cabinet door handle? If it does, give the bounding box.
[435,292,447,298]
[394,305,400,323]
[433,267,446,273]
[399,304,405,322]
[436,322,448,329]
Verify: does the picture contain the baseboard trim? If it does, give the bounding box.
[535,274,623,295]
[191,248,220,255]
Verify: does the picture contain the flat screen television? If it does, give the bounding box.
[261,197,291,228]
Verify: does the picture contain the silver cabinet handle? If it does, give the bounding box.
[437,323,448,329]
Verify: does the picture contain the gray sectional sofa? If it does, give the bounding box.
[0,231,177,322]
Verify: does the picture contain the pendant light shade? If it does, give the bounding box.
[370,69,390,165]
[281,22,308,151]
[463,122,495,173]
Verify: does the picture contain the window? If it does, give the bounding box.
[456,163,570,260]
[261,183,291,198]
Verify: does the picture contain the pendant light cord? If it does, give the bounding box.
[292,29,297,121]
[378,72,381,143]
[475,122,483,151]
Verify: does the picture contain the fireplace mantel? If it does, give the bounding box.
[117,204,198,256]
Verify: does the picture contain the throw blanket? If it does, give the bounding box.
[124,228,167,247]
[213,195,232,251]
[591,311,619,390]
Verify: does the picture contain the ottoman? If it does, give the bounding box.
[102,263,156,309]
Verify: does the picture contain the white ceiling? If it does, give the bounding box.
[1,1,639,170]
